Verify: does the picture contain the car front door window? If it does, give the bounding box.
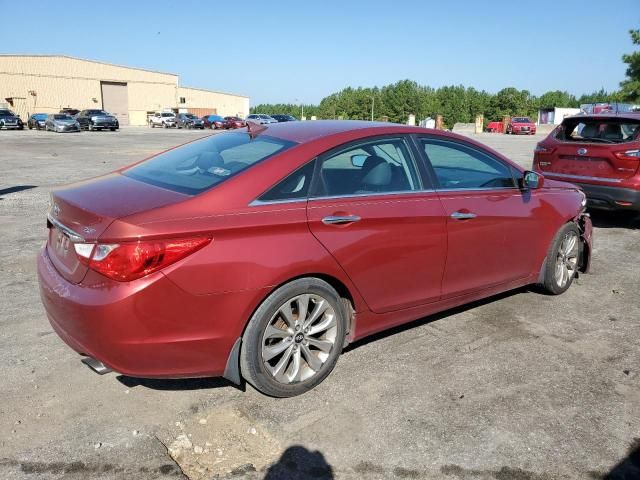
[422,139,516,190]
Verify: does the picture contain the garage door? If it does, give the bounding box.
[101,82,129,125]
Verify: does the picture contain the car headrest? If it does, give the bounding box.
[602,124,623,140]
[195,151,224,170]
[361,156,392,186]
[580,124,599,138]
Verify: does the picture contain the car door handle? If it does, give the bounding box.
[450,211,477,220]
[322,215,362,225]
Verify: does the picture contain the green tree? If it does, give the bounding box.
[620,28,640,101]
[537,90,578,108]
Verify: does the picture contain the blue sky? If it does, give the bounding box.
[2,0,636,104]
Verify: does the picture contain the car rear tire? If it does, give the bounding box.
[240,278,347,397]
[540,223,581,295]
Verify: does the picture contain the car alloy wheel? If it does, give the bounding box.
[554,231,579,289]
[240,277,346,397]
[261,293,338,384]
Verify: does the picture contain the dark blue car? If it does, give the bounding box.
[28,113,48,130]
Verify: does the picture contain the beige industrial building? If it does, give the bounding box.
[0,55,249,126]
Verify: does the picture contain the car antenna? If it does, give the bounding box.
[246,120,267,138]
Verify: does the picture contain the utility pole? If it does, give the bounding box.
[371,95,375,121]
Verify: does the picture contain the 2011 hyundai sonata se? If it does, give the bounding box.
[38,121,593,397]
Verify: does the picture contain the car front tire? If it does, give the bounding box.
[240,277,347,397]
[540,223,581,295]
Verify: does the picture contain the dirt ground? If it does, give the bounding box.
[0,127,638,480]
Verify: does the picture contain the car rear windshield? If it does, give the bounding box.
[557,117,640,144]
[123,133,296,195]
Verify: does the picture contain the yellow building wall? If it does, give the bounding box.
[0,56,249,125]
[178,87,249,118]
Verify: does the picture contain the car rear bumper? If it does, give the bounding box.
[574,182,640,212]
[37,246,255,379]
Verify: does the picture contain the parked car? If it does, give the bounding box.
[37,121,592,397]
[247,114,277,124]
[271,114,298,123]
[506,117,537,135]
[0,109,24,130]
[60,108,81,117]
[76,110,119,131]
[149,112,176,128]
[175,113,205,129]
[45,114,81,133]
[533,112,640,212]
[28,113,48,130]
[223,116,246,129]
[203,115,225,129]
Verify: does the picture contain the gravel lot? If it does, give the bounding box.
[0,127,638,480]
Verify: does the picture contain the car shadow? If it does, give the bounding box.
[0,185,37,198]
[602,441,640,479]
[263,445,334,479]
[588,210,639,229]
[115,375,242,392]
[344,287,528,353]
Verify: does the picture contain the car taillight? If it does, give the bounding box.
[73,236,211,281]
[614,149,640,161]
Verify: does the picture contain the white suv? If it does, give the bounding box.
[149,112,176,128]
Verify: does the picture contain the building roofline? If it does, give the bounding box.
[179,85,250,99]
[0,54,178,78]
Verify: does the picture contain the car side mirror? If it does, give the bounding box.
[351,154,367,168]
[521,171,544,189]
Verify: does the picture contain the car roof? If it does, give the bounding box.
[252,120,443,143]
[564,112,640,122]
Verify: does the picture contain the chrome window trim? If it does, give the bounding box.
[435,186,521,193]
[47,214,85,243]
[308,189,436,202]
[542,172,624,184]
[249,198,308,207]
[249,189,438,207]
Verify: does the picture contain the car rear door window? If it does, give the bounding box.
[313,138,420,197]
[421,139,516,190]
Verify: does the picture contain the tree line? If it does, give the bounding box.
[251,28,639,128]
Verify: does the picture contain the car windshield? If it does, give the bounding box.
[185,114,197,119]
[0,110,15,116]
[513,117,531,123]
[209,116,223,121]
[34,114,47,120]
[53,114,72,120]
[123,133,296,195]
[161,113,174,117]
[87,110,106,115]
[557,117,640,144]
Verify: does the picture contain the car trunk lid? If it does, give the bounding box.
[538,117,640,182]
[538,141,640,182]
[46,173,189,284]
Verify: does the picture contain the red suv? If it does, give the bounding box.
[533,113,640,212]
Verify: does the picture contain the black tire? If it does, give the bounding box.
[240,277,347,397]
[539,222,581,295]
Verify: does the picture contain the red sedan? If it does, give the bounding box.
[223,116,246,129]
[38,121,592,397]
[507,117,537,135]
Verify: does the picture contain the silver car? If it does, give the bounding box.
[246,114,278,124]
[45,114,81,133]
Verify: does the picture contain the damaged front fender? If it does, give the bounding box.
[575,212,593,274]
